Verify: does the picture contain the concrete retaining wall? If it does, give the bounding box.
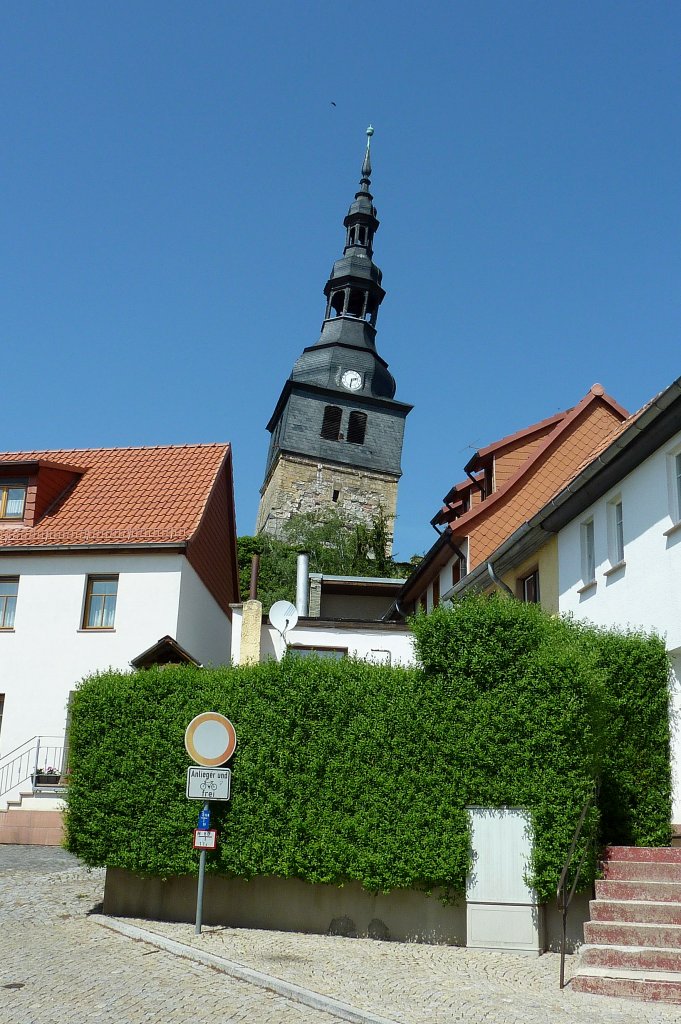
[104,869,591,951]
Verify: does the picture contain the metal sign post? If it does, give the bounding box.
[185,712,237,937]
[195,803,209,934]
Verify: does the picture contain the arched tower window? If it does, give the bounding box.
[330,291,345,317]
[347,288,365,318]
[347,411,367,445]
[320,406,342,441]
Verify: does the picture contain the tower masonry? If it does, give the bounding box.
[256,128,412,547]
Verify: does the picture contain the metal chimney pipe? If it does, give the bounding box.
[296,552,309,617]
[249,554,260,600]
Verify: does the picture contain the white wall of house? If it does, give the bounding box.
[230,608,415,667]
[558,427,681,819]
[176,560,231,667]
[269,622,415,665]
[0,549,231,771]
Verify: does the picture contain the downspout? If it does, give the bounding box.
[295,552,309,617]
[431,523,467,563]
[487,561,516,599]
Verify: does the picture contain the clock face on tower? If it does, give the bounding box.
[341,369,362,391]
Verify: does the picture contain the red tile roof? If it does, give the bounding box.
[0,444,232,548]
[399,385,629,605]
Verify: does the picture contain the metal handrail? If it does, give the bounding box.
[0,734,63,768]
[0,737,65,799]
[557,783,600,989]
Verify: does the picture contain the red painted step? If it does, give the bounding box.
[604,846,681,864]
[581,944,681,972]
[584,920,681,948]
[571,973,681,1003]
[574,847,681,1003]
[596,878,681,903]
[605,861,681,883]
[590,899,681,925]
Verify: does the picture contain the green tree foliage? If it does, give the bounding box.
[64,596,671,902]
[237,509,409,609]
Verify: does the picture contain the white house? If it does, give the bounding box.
[0,443,240,832]
[231,565,414,667]
[448,374,681,823]
[557,388,681,820]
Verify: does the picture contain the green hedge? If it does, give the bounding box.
[64,596,671,902]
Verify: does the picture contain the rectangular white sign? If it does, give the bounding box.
[193,829,218,850]
[186,767,232,801]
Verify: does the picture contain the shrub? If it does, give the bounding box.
[64,596,671,902]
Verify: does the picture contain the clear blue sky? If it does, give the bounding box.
[2,2,680,561]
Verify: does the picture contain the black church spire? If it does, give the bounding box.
[289,127,395,399]
[256,127,411,542]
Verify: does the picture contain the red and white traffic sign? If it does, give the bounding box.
[185,712,237,766]
[193,829,218,850]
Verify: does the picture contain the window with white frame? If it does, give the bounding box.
[520,569,540,604]
[607,498,624,566]
[581,519,596,586]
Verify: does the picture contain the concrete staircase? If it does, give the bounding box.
[0,790,65,846]
[572,846,681,1003]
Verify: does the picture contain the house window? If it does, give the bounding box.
[320,406,342,441]
[607,498,624,566]
[432,576,440,608]
[289,646,347,660]
[0,694,4,737]
[419,594,427,613]
[581,519,596,585]
[520,570,540,604]
[0,483,26,520]
[347,411,367,445]
[0,578,18,629]
[83,576,118,629]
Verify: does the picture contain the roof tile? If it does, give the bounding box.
[0,444,231,549]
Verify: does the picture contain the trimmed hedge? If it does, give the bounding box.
[64,596,671,903]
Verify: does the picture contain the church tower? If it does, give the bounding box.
[256,128,412,546]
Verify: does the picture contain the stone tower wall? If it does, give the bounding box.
[256,452,398,550]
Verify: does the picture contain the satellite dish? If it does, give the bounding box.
[268,600,299,636]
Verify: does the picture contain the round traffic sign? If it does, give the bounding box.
[185,712,237,767]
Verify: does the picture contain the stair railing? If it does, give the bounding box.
[556,783,600,989]
[0,736,65,799]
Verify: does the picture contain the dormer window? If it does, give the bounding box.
[0,482,26,520]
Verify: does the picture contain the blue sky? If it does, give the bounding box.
[2,2,680,561]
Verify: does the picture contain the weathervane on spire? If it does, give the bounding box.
[360,124,373,189]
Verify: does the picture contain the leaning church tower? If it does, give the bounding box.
[256,128,411,546]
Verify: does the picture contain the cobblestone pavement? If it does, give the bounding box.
[0,849,335,1024]
[1,847,681,1024]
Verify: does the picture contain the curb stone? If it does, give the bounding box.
[94,916,405,1024]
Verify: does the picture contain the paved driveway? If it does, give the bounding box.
[0,846,680,1024]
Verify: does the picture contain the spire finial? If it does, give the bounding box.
[360,125,373,187]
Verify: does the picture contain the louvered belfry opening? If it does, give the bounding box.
[347,411,367,445]
[320,406,342,441]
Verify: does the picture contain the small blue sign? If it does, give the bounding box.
[198,808,211,829]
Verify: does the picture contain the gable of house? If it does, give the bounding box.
[0,444,240,614]
[398,384,628,612]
